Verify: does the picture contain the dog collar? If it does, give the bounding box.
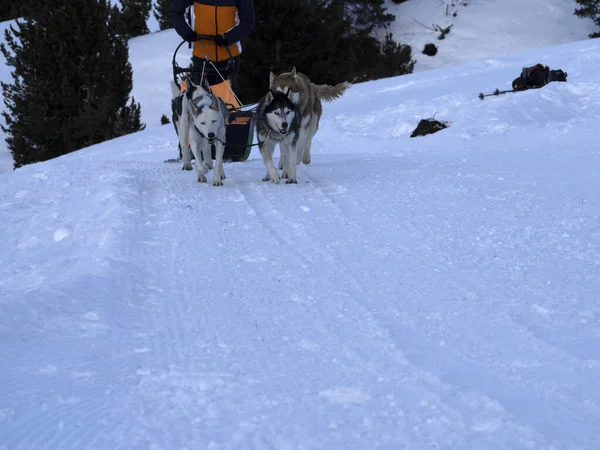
[261,129,289,144]
[258,130,272,146]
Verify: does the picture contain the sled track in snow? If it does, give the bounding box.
[0,161,249,448]
[2,157,599,448]
[230,173,563,447]
[86,162,253,448]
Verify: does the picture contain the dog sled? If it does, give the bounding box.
[168,39,256,162]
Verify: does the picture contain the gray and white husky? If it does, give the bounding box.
[256,89,301,184]
[170,77,228,186]
[268,67,350,170]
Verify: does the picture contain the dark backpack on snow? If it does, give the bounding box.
[512,63,567,90]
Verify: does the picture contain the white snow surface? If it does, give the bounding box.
[1,12,600,450]
[387,0,597,72]
[1,0,597,171]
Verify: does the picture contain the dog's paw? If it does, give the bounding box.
[213,179,224,187]
[265,174,281,183]
[197,175,207,183]
[302,155,311,165]
[182,162,193,171]
[286,178,298,184]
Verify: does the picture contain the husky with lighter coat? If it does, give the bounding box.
[170,77,228,186]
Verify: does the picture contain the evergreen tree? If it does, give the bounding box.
[119,0,151,38]
[0,4,15,22]
[329,1,414,82]
[371,32,415,79]
[574,0,600,38]
[339,0,396,32]
[237,0,351,101]
[153,0,172,31]
[0,3,23,21]
[1,0,144,169]
[237,0,414,103]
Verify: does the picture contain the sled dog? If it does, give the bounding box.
[268,66,350,169]
[256,89,301,183]
[170,77,228,186]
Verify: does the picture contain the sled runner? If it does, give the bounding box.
[170,39,256,162]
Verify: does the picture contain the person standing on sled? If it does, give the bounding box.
[170,0,255,91]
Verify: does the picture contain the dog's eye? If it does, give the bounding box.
[273,111,280,116]
[212,120,217,123]
[200,122,206,125]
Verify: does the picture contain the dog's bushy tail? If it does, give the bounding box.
[170,80,181,99]
[314,81,351,102]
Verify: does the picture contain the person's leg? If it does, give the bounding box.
[227,56,241,92]
[206,56,241,89]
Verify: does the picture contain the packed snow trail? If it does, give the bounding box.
[1,129,600,448]
[2,35,600,449]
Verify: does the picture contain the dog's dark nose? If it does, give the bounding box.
[281,122,288,129]
[208,132,215,139]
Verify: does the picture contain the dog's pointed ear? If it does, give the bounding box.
[202,75,211,93]
[189,100,198,115]
[210,94,219,110]
[185,77,197,100]
[269,71,276,86]
[265,90,274,104]
[291,66,297,78]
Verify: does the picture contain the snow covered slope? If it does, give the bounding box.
[0,27,599,448]
[1,0,597,171]
[388,0,596,72]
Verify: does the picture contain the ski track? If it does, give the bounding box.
[1,143,599,448]
[2,23,600,450]
[296,153,599,446]
[225,157,596,448]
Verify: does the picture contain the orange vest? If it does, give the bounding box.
[193,4,241,62]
